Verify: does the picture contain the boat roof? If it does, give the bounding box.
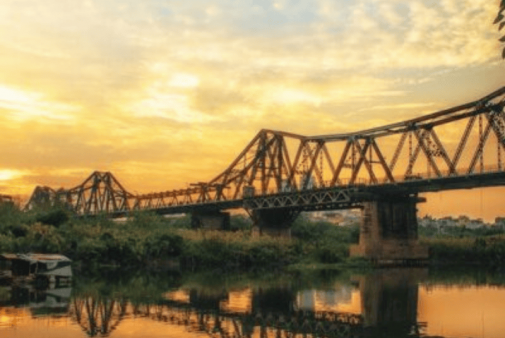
[0,253,71,263]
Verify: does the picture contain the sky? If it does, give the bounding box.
[0,0,504,220]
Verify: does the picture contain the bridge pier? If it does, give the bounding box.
[251,209,300,237]
[191,211,230,230]
[350,194,428,264]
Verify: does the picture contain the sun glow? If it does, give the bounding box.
[0,86,77,122]
[168,73,200,88]
[0,170,23,181]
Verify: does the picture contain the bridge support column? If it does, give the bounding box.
[191,211,230,230]
[350,194,428,263]
[250,209,300,237]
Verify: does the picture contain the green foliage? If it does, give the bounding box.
[423,235,505,267]
[9,205,505,270]
[290,216,358,264]
[314,241,349,263]
[126,211,165,230]
[144,232,184,258]
[35,208,69,228]
[0,205,364,269]
[0,203,33,235]
[229,215,253,232]
[166,214,192,229]
[291,216,359,244]
[11,224,29,238]
[495,0,505,58]
[72,237,107,262]
[24,223,65,253]
[419,224,505,239]
[0,234,15,252]
[178,230,297,269]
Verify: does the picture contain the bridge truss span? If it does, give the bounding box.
[25,86,505,217]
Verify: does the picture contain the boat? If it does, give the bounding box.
[0,253,72,288]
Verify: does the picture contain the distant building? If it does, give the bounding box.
[307,209,360,226]
[418,214,488,230]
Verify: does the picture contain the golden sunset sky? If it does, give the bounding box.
[0,0,504,220]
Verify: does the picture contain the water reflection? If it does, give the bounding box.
[0,285,71,316]
[1,268,505,338]
[356,269,427,337]
[69,294,363,338]
[71,297,127,336]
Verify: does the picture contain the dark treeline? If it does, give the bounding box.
[1,202,504,270]
[0,203,360,270]
[419,223,505,267]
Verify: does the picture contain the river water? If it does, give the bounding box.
[1,267,504,338]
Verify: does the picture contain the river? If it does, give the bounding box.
[1,267,504,338]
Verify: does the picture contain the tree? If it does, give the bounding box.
[495,0,505,58]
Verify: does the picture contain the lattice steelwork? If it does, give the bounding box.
[25,171,135,215]
[25,86,505,216]
[24,186,59,210]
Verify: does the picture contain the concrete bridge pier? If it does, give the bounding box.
[350,194,428,264]
[250,208,300,237]
[191,210,230,230]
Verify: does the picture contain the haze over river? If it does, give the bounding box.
[1,267,504,338]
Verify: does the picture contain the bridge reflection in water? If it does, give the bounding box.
[64,269,439,338]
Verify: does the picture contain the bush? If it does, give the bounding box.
[24,223,65,253]
[229,215,253,232]
[177,230,297,269]
[11,224,29,238]
[127,211,165,230]
[0,203,33,233]
[36,208,69,228]
[0,234,15,252]
[73,237,107,262]
[315,242,348,263]
[291,217,359,245]
[144,232,184,258]
[425,236,505,266]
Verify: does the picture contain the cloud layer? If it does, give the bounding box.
[0,0,503,219]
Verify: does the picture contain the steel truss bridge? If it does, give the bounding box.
[26,86,505,218]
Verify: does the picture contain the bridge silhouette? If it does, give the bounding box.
[65,270,428,338]
[25,86,505,261]
[68,270,433,338]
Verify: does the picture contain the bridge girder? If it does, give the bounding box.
[25,86,505,217]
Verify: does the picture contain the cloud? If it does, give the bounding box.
[0,85,79,123]
[0,0,502,204]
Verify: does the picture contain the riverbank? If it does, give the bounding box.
[1,203,504,271]
[421,235,505,268]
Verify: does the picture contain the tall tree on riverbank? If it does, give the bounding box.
[495,0,505,58]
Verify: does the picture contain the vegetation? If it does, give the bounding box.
[2,201,505,270]
[495,0,505,58]
[419,221,505,267]
[421,235,505,267]
[0,203,360,270]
